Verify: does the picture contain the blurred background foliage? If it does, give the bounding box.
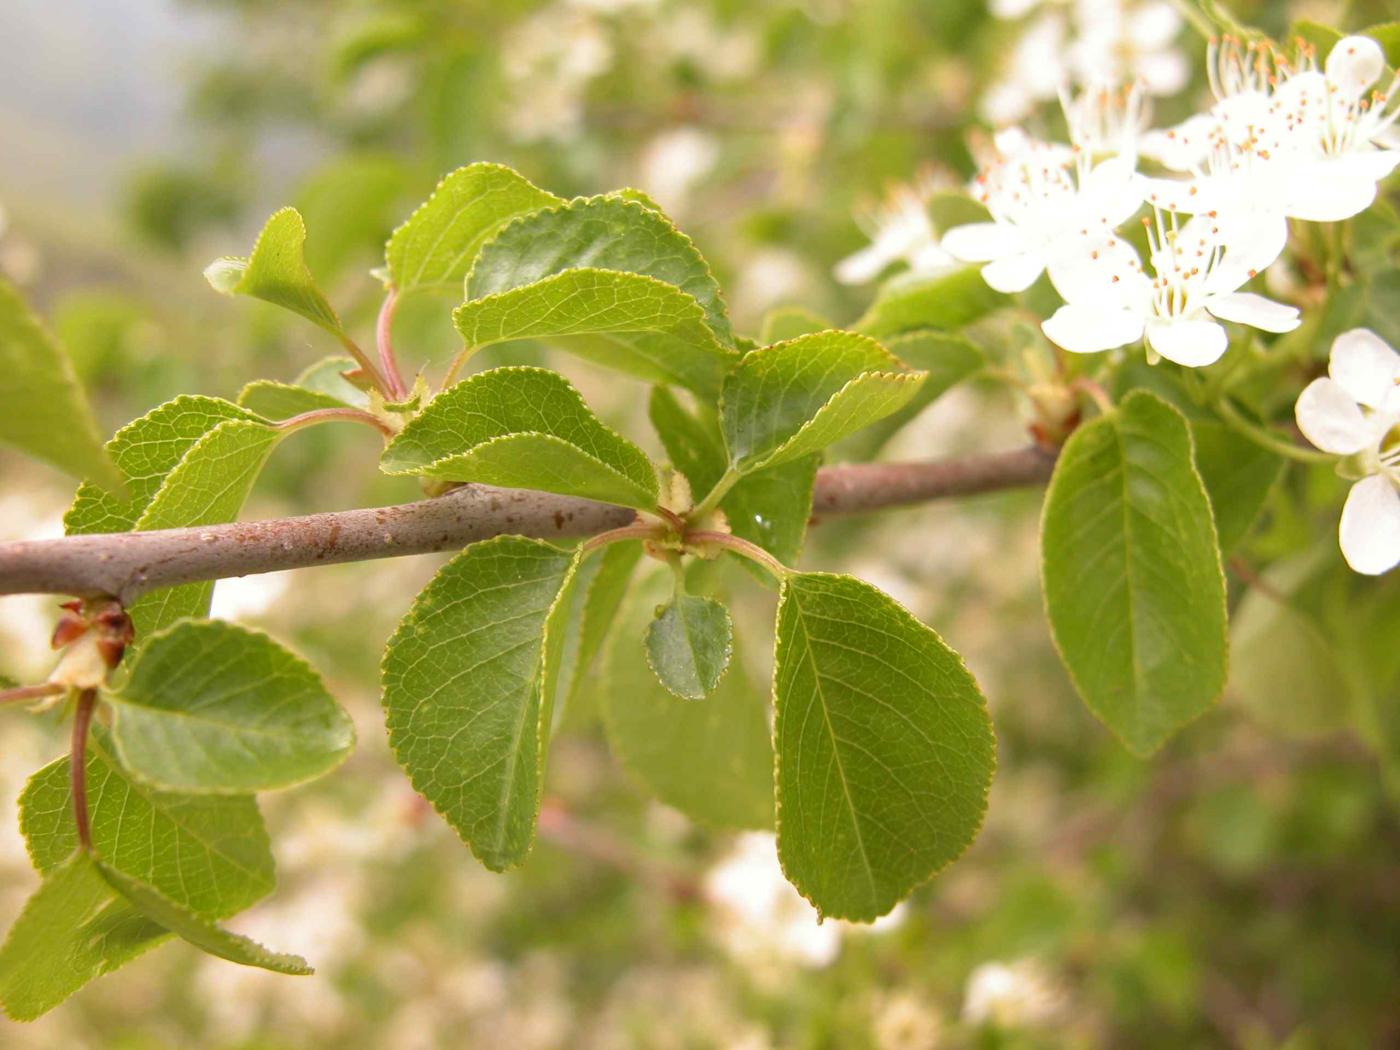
[0,0,1397,1046]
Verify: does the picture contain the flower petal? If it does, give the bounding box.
[1048,234,1148,306]
[1330,328,1400,410]
[1339,474,1400,576]
[1144,317,1228,367]
[1042,303,1143,354]
[942,222,1025,263]
[834,244,892,285]
[980,251,1046,293]
[1325,35,1385,98]
[1294,377,1377,454]
[1205,292,1300,333]
[1286,159,1381,223]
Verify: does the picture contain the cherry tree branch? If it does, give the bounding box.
[0,446,1056,601]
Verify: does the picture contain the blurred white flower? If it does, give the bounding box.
[1069,0,1186,98]
[982,0,1184,125]
[732,248,812,318]
[980,12,1070,125]
[872,990,943,1050]
[835,174,958,285]
[209,570,292,622]
[962,958,1066,1028]
[704,832,841,969]
[1295,328,1400,575]
[638,126,719,216]
[1042,209,1297,365]
[500,5,615,143]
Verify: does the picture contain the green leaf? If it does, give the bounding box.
[1107,360,1284,553]
[467,195,733,346]
[645,594,733,700]
[237,380,349,418]
[1228,552,1353,736]
[855,267,1005,338]
[1189,419,1284,553]
[556,541,643,728]
[1363,22,1400,67]
[67,397,282,639]
[238,356,369,419]
[842,329,986,458]
[649,386,817,564]
[381,536,582,871]
[601,570,772,829]
[720,330,924,473]
[204,207,344,337]
[759,305,831,344]
[21,736,274,917]
[106,620,355,794]
[385,163,562,295]
[96,861,311,975]
[1041,390,1228,755]
[773,571,995,920]
[0,852,167,1021]
[0,278,119,487]
[453,268,737,397]
[381,366,658,509]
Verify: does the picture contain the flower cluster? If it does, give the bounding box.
[839,31,1399,574]
[947,34,1399,366]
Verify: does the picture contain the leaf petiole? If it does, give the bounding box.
[686,467,740,524]
[684,530,789,580]
[70,688,96,852]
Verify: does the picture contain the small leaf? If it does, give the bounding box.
[720,330,924,473]
[556,541,643,728]
[385,163,562,294]
[467,195,733,346]
[650,387,817,564]
[601,570,772,829]
[0,278,119,487]
[855,266,1005,338]
[382,366,658,509]
[107,620,355,794]
[96,861,311,975]
[645,594,734,700]
[759,305,831,344]
[205,207,344,337]
[773,571,995,921]
[22,735,275,917]
[381,536,581,870]
[237,355,367,419]
[1041,390,1228,755]
[0,852,167,1021]
[453,268,736,396]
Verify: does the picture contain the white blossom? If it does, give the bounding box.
[835,175,958,285]
[1041,209,1298,365]
[943,134,1141,295]
[1295,328,1400,575]
[1141,35,1400,223]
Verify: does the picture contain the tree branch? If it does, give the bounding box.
[0,446,1055,601]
